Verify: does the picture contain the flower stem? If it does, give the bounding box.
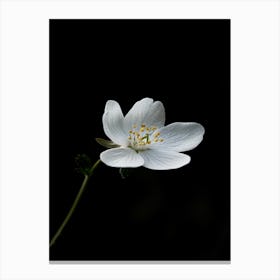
[50,159,101,247]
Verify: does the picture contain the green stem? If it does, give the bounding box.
[50,159,101,247]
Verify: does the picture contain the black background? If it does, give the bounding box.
[50,19,230,261]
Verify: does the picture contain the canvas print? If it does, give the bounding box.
[50,19,230,261]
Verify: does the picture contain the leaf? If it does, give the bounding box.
[75,154,93,175]
[119,168,134,179]
[95,138,119,149]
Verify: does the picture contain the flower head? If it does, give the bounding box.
[99,97,205,170]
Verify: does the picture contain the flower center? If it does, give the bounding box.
[127,124,164,151]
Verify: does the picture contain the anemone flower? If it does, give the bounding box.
[100,97,205,170]
[50,97,205,247]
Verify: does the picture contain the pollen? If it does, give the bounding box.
[127,124,164,150]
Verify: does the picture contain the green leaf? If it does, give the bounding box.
[119,168,134,179]
[75,154,93,175]
[95,138,119,148]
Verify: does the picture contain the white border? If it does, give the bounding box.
[0,0,279,279]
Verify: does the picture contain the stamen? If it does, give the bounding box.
[127,124,164,150]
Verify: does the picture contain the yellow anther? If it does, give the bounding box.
[128,124,162,149]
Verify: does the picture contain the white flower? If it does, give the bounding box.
[99,97,205,170]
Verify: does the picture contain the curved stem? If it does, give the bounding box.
[50,159,101,247]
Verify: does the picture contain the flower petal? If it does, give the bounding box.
[100,147,144,168]
[102,100,128,146]
[124,98,154,130]
[151,122,205,152]
[139,149,190,170]
[143,101,165,128]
